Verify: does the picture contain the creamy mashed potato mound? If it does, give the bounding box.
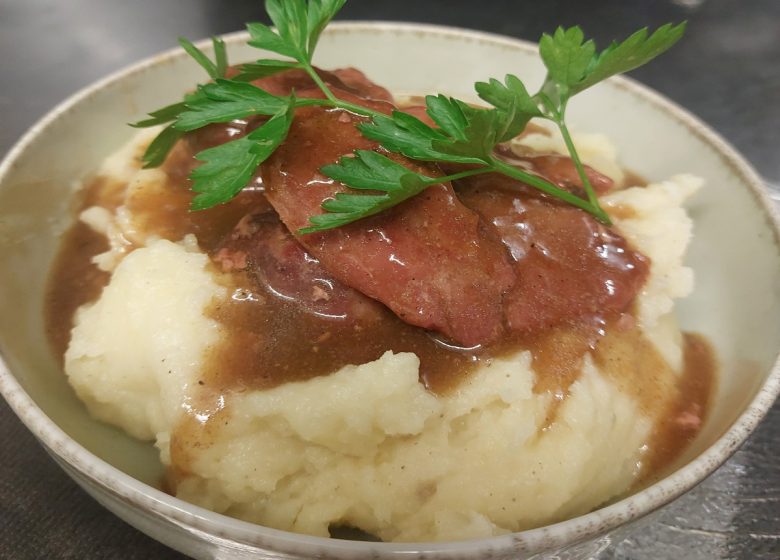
[64,130,702,541]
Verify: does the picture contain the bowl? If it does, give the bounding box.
[1,22,779,560]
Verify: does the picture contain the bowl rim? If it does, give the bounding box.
[1,20,779,557]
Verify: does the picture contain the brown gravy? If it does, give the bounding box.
[45,220,110,362]
[203,275,481,395]
[44,137,715,489]
[641,333,715,480]
[44,175,125,362]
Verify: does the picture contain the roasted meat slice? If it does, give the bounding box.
[214,211,381,322]
[261,91,516,347]
[493,144,614,196]
[186,67,392,154]
[455,172,649,333]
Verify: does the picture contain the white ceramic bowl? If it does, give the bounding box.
[1,23,779,560]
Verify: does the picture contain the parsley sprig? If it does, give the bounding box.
[132,0,685,232]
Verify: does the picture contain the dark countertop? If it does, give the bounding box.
[0,1,778,558]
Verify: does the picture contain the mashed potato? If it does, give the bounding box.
[64,129,702,541]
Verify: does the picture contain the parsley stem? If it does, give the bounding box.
[301,62,339,105]
[490,157,610,223]
[295,60,388,118]
[555,119,610,224]
[433,167,492,184]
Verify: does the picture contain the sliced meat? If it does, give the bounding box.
[494,144,614,195]
[214,211,381,322]
[248,67,393,102]
[523,154,613,195]
[323,67,393,103]
[262,90,516,347]
[456,173,649,333]
[186,68,392,155]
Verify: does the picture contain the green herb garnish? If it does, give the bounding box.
[132,0,685,232]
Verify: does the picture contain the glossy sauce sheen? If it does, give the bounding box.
[44,69,715,493]
[456,174,649,334]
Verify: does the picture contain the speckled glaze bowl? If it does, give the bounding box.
[0,23,778,560]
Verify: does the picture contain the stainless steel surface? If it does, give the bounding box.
[0,0,778,558]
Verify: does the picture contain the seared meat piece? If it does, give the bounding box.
[318,67,393,103]
[519,153,614,195]
[247,67,393,102]
[456,173,649,333]
[214,211,381,322]
[186,68,392,154]
[493,144,614,195]
[262,90,516,347]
